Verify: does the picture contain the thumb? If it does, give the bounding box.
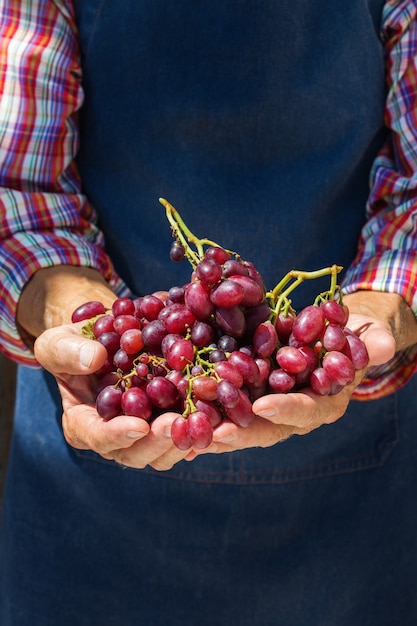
[360,326,396,367]
[34,324,108,376]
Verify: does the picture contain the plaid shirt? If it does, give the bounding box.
[0,1,416,399]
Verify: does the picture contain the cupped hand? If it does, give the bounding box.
[34,324,191,471]
[187,292,411,460]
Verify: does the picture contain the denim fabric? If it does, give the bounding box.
[73,0,386,303]
[2,1,417,624]
[1,366,416,625]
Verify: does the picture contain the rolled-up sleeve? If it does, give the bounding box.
[342,0,417,398]
[0,0,127,366]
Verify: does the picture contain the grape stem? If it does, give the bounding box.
[266,265,343,318]
[160,197,233,268]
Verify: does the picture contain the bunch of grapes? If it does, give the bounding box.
[72,199,369,451]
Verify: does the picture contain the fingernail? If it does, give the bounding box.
[79,343,96,368]
[126,431,145,439]
[164,425,173,437]
[255,409,276,418]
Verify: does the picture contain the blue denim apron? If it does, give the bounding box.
[2,1,417,624]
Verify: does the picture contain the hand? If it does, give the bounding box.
[18,266,191,471]
[34,323,193,471]
[186,291,417,460]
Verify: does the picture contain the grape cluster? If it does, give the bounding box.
[72,199,369,450]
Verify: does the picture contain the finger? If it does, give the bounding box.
[60,382,150,454]
[207,417,294,452]
[110,413,190,470]
[252,382,354,430]
[358,327,396,366]
[35,324,108,376]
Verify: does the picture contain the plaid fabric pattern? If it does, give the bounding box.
[0,1,127,366]
[0,1,416,399]
[342,0,417,397]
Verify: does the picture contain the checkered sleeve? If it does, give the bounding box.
[0,0,128,366]
[342,0,417,398]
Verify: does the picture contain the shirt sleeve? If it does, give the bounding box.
[342,0,417,399]
[0,0,128,366]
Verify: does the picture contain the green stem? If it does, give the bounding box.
[160,197,234,269]
[267,265,342,317]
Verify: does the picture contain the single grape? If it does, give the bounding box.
[321,300,349,326]
[166,338,195,371]
[215,306,246,338]
[167,286,185,303]
[190,321,216,348]
[120,328,144,355]
[113,348,135,372]
[169,240,186,262]
[321,323,347,352]
[163,304,196,334]
[228,275,265,307]
[192,376,218,401]
[292,305,326,344]
[268,368,296,393]
[113,314,141,335]
[93,314,115,337]
[214,360,244,388]
[276,346,308,375]
[253,321,278,358]
[228,350,260,384]
[222,260,249,278]
[138,294,165,321]
[210,280,245,308]
[171,416,192,450]
[224,390,255,427]
[204,246,231,264]
[184,281,215,320]
[71,300,106,323]
[195,399,223,427]
[112,298,135,317]
[141,319,167,351]
[309,367,332,396]
[322,350,355,386]
[187,411,214,448]
[96,385,123,420]
[121,387,152,420]
[146,376,179,409]
[274,310,296,344]
[208,349,227,363]
[343,333,369,370]
[195,258,223,285]
[217,335,239,353]
[97,331,121,355]
[135,361,149,378]
[216,379,240,408]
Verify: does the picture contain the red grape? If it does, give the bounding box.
[72,300,106,323]
[292,305,326,344]
[322,351,355,386]
[187,411,213,448]
[121,387,152,419]
[96,385,123,420]
[171,416,192,449]
[146,376,179,409]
